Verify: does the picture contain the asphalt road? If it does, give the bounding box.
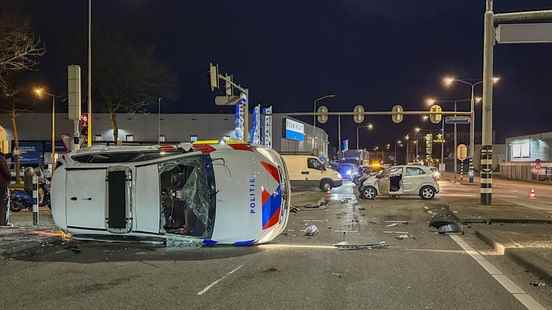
[1,181,551,310]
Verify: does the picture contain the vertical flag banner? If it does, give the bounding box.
[262,106,273,148]
[249,105,261,144]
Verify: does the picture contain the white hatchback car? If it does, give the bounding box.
[358,165,439,200]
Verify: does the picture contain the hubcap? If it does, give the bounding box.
[423,188,433,198]
[364,188,375,199]
[323,183,331,191]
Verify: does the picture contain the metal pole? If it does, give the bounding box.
[356,127,359,149]
[454,102,458,181]
[313,99,317,128]
[441,118,445,165]
[415,136,419,161]
[32,174,38,226]
[481,0,495,205]
[394,143,397,164]
[469,84,475,183]
[51,96,55,162]
[338,115,341,156]
[158,97,161,143]
[87,0,92,147]
[406,141,409,163]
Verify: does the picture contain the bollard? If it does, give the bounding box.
[32,174,39,226]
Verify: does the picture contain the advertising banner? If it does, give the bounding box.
[283,118,305,142]
[262,106,272,148]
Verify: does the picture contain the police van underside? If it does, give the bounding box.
[51,144,290,247]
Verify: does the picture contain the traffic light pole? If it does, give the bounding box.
[481,0,494,205]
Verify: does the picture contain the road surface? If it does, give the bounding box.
[1,180,551,310]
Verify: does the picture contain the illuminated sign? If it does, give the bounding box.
[283,118,304,141]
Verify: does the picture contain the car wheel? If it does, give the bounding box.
[420,186,436,200]
[359,186,377,200]
[320,180,332,192]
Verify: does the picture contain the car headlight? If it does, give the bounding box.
[346,170,352,176]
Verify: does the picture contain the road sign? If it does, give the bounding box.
[457,144,468,161]
[429,104,442,124]
[391,105,404,123]
[317,105,329,124]
[353,105,365,124]
[215,95,242,106]
[445,116,471,125]
[496,23,552,44]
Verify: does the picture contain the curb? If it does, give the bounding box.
[474,230,506,255]
[507,249,552,284]
[474,229,552,283]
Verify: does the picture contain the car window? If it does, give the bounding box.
[307,158,323,170]
[405,167,426,176]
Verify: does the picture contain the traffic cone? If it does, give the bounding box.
[529,188,537,200]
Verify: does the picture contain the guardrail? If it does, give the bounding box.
[500,161,552,182]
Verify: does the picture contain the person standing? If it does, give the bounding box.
[0,153,10,226]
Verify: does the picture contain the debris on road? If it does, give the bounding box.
[395,234,410,240]
[383,231,409,234]
[385,223,400,227]
[530,280,546,288]
[263,267,279,273]
[304,224,320,236]
[384,220,408,224]
[334,240,388,250]
[332,272,344,278]
[437,223,463,234]
[290,207,300,214]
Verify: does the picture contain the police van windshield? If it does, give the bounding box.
[158,154,216,238]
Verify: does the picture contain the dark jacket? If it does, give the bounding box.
[0,155,9,186]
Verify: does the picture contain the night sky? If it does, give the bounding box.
[4,0,552,148]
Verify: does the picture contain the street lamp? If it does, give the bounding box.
[313,94,336,129]
[395,140,403,165]
[442,75,500,183]
[33,87,56,162]
[356,122,374,149]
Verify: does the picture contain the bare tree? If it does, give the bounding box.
[94,34,178,142]
[0,13,45,92]
[0,75,34,183]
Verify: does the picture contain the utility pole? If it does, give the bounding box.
[454,101,458,182]
[441,118,445,168]
[87,0,92,147]
[481,0,495,204]
[158,97,161,143]
[338,115,341,156]
[469,85,476,183]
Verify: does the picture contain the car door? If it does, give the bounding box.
[403,167,426,194]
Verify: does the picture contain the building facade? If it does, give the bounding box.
[0,113,329,163]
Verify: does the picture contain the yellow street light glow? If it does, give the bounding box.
[405,135,410,140]
[492,76,501,84]
[475,96,482,103]
[443,76,455,87]
[425,97,437,106]
[33,87,45,98]
[367,123,374,130]
[414,127,421,133]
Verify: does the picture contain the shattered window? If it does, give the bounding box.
[159,155,216,239]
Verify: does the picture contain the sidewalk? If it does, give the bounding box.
[1,208,60,258]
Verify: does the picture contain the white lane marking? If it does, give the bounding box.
[450,235,546,310]
[197,264,244,296]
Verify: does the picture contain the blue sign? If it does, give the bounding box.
[18,142,43,165]
[284,118,304,142]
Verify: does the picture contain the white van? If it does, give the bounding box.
[281,154,343,191]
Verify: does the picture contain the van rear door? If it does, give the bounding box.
[66,169,107,230]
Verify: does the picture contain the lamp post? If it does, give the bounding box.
[33,87,56,162]
[414,127,421,161]
[88,0,93,147]
[443,75,499,183]
[356,123,374,149]
[404,135,410,163]
[313,94,335,129]
[395,140,402,165]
